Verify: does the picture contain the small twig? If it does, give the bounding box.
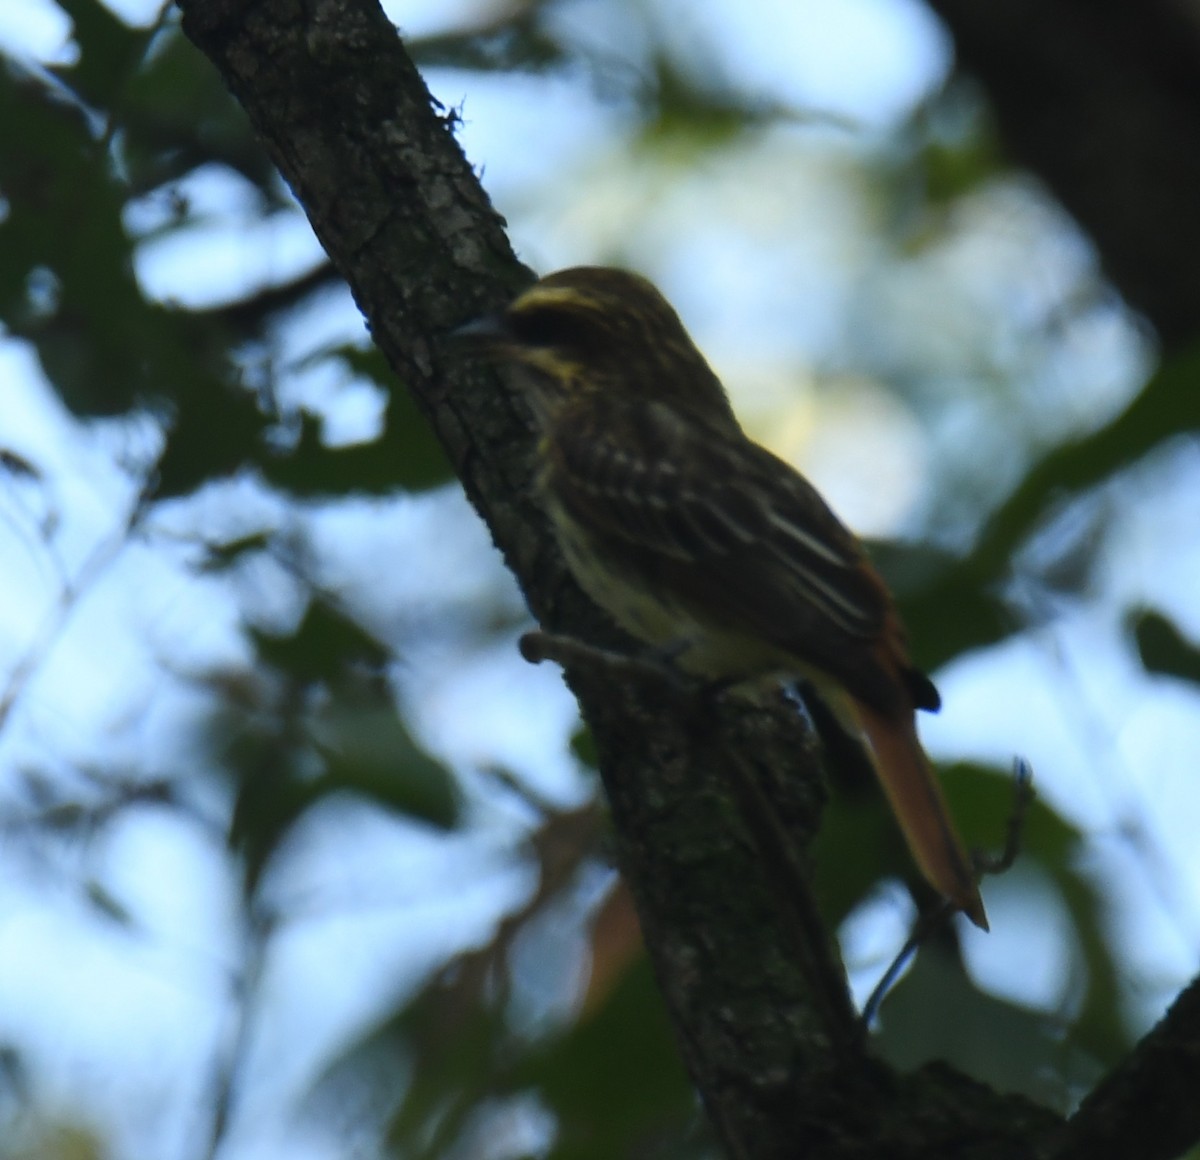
[0,485,152,735]
[1041,618,1200,949]
[97,0,176,154]
[976,756,1036,878]
[862,758,1036,1028]
[860,899,955,1030]
[481,762,562,819]
[204,905,275,1160]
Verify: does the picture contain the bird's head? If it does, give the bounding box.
[455,267,735,427]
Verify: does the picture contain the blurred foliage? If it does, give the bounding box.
[817,759,1122,1105]
[222,600,460,892]
[1130,608,1200,687]
[0,0,1198,1158]
[0,1121,107,1160]
[507,956,701,1159]
[308,877,703,1159]
[901,348,1200,669]
[260,349,451,496]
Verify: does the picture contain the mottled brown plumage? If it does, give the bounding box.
[459,266,986,928]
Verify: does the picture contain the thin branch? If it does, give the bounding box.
[976,756,1035,877]
[521,630,861,1051]
[203,904,275,1160]
[0,483,152,735]
[196,261,343,336]
[863,758,1032,1029]
[1052,971,1200,1160]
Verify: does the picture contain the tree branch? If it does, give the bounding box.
[176,1,1061,1153]
[927,0,1200,350]
[1052,971,1200,1160]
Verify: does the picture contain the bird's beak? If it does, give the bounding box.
[449,312,514,347]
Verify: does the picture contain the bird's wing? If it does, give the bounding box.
[546,397,889,650]
[549,400,979,922]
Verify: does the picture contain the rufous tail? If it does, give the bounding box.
[848,697,988,930]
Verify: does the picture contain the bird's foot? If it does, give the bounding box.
[518,630,696,697]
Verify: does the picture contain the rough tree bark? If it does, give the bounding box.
[176,1,1198,1157]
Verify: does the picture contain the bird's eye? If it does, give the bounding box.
[508,306,596,351]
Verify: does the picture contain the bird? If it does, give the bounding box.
[456,266,987,929]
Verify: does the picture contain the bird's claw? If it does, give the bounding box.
[518,630,697,698]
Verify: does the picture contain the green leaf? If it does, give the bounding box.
[251,601,391,683]
[0,67,145,414]
[813,789,907,925]
[568,725,597,770]
[876,942,1102,1107]
[154,377,267,497]
[260,348,452,496]
[315,701,459,832]
[51,0,151,110]
[1130,608,1200,685]
[226,724,321,894]
[234,599,462,877]
[335,347,453,492]
[815,754,1120,1064]
[121,25,281,194]
[942,763,1128,1065]
[512,958,697,1159]
[0,60,252,424]
[383,994,510,1159]
[225,691,457,894]
[196,530,274,572]
[896,345,1200,669]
